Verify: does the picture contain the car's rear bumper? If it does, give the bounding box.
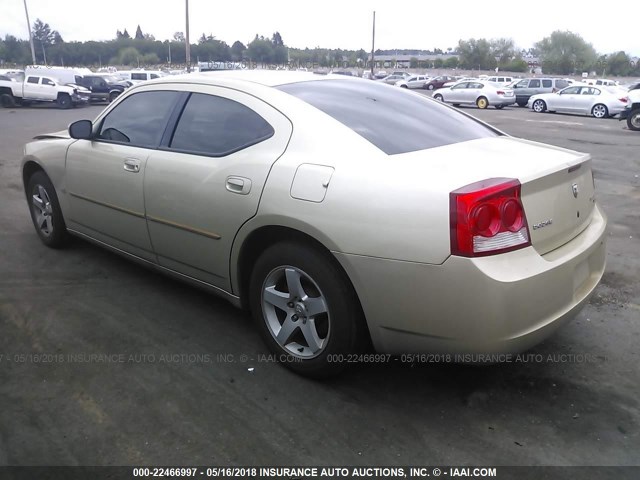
[334,203,607,355]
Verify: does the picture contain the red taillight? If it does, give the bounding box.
[619,97,628,103]
[450,178,531,257]
[496,90,505,96]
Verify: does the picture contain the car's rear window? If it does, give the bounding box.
[277,79,500,155]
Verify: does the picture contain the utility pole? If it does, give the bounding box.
[185,0,191,72]
[23,0,36,64]
[370,11,376,77]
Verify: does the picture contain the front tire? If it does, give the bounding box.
[591,103,608,118]
[249,242,364,378]
[627,109,640,131]
[26,171,69,248]
[108,91,120,103]
[57,94,72,109]
[532,99,547,113]
[434,94,444,102]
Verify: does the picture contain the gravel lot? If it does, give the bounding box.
[0,100,638,469]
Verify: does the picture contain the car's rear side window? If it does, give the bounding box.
[542,79,552,88]
[170,93,274,157]
[277,80,499,155]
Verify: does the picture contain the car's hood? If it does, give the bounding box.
[33,129,70,140]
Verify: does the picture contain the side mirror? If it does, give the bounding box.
[69,119,93,140]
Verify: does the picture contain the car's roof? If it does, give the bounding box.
[150,70,344,87]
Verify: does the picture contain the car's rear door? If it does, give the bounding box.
[65,90,184,261]
[143,86,292,291]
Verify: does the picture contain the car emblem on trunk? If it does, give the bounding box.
[572,183,579,198]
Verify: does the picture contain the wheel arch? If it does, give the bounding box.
[234,223,343,309]
[234,222,373,350]
[22,160,47,198]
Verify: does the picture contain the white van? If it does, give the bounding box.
[116,70,166,84]
[486,76,514,84]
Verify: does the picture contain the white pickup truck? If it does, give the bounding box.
[0,73,90,109]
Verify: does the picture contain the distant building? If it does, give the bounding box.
[367,53,458,69]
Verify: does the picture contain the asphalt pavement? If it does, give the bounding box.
[0,101,638,468]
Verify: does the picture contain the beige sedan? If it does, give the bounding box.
[22,72,607,377]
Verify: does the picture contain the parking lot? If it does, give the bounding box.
[0,101,639,468]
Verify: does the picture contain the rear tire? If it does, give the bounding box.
[517,100,527,107]
[627,109,640,131]
[428,84,434,90]
[495,104,505,110]
[249,242,364,378]
[591,103,608,118]
[0,93,16,108]
[26,171,70,248]
[476,96,489,109]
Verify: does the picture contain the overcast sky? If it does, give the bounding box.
[2,0,639,56]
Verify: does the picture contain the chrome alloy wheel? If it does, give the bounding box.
[532,100,546,113]
[261,266,330,359]
[31,184,54,237]
[592,104,608,118]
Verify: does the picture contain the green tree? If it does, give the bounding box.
[141,52,159,65]
[433,58,444,68]
[505,58,528,72]
[606,51,632,76]
[247,35,274,64]
[173,32,185,42]
[272,32,284,47]
[32,18,61,63]
[535,31,597,75]
[231,40,246,61]
[457,38,494,70]
[118,46,141,65]
[490,38,515,67]
[135,25,144,40]
[444,56,459,69]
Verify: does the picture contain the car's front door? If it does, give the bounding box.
[554,86,582,112]
[65,90,184,261]
[143,87,293,291]
[40,77,59,101]
[447,82,468,102]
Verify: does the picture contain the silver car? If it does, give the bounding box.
[22,72,607,377]
[529,84,630,118]
[433,81,516,109]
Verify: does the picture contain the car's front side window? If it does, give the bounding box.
[97,91,181,148]
[169,93,274,157]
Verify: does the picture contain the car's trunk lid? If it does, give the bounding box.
[397,136,596,256]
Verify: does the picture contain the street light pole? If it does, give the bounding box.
[185,0,191,72]
[370,11,375,77]
[23,0,36,64]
